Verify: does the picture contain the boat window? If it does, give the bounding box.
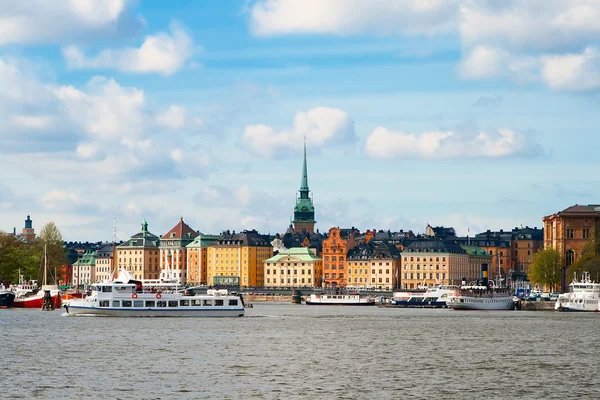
[113,300,120,307]
[157,301,167,307]
[192,299,202,306]
[203,299,212,306]
[180,300,190,306]
[145,301,155,307]
[134,300,144,307]
[122,300,132,307]
[215,299,224,306]
[229,299,238,306]
[99,300,110,307]
[102,286,112,292]
[168,301,178,307]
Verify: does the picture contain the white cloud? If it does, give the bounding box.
[41,189,85,211]
[242,107,355,158]
[365,126,543,159]
[0,0,138,46]
[156,105,204,131]
[250,0,458,36]
[62,24,195,75]
[458,2,600,91]
[541,47,600,91]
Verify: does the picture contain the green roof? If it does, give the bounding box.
[186,234,220,248]
[460,245,492,257]
[264,247,321,263]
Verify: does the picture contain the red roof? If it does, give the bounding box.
[162,218,199,240]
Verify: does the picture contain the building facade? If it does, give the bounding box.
[346,244,373,288]
[186,234,219,285]
[321,227,358,288]
[401,240,469,289]
[207,230,273,287]
[95,244,115,282]
[117,220,161,280]
[368,242,401,290]
[263,247,322,288]
[72,250,96,288]
[159,217,199,285]
[292,141,316,234]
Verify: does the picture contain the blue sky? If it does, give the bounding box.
[1,0,599,241]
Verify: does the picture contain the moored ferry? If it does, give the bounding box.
[0,284,15,308]
[555,272,600,312]
[383,285,457,308]
[306,292,376,306]
[65,270,245,317]
[447,264,515,310]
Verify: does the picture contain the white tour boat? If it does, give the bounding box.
[306,292,376,306]
[555,272,600,312]
[385,285,457,308]
[447,264,515,310]
[65,271,245,317]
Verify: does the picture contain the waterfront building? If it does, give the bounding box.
[368,242,401,290]
[159,217,199,285]
[346,244,373,288]
[425,224,457,240]
[401,240,468,289]
[186,234,220,285]
[263,247,322,288]
[511,226,544,273]
[543,205,599,290]
[321,227,358,288]
[281,230,324,257]
[207,230,273,287]
[95,244,115,282]
[117,220,160,280]
[72,250,97,288]
[292,140,316,234]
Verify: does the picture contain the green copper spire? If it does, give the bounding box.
[300,137,309,192]
[292,137,315,233]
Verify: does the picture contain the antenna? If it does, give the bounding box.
[113,217,117,244]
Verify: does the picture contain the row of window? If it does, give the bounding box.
[347,277,391,283]
[404,264,447,271]
[404,272,447,280]
[265,278,312,284]
[404,256,447,262]
[265,269,312,275]
[98,299,239,308]
[566,228,590,239]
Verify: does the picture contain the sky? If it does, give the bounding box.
[1,0,599,242]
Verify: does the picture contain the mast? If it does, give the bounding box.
[43,244,47,286]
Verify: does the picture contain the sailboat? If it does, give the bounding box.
[13,245,61,309]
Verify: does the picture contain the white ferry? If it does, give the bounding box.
[65,271,245,317]
[555,272,600,312]
[306,293,376,306]
[385,285,457,308]
[446,285,515,310]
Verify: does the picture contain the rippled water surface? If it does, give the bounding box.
[1,304,599,399]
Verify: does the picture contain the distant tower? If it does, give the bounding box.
[292,139,316,234]
[22,215,36,242]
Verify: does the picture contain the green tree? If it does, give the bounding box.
[38,222,67,285]
[567,242,600,283]
[527,248,562,291]
[0,232,42,284]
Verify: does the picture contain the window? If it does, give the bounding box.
[180,300,190,306]
[113,300,121,307]
[134,300,144,307]
[566,249,575,266]
[122,300,132,307]
[157,301,167,307]
[203,299,213,306]
[583,228,590,239]
[566,228,574,239]
[99,300,110,307]
[229,299,238,306]
[215,299,224,306]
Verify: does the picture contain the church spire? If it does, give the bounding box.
[300,136,309,192]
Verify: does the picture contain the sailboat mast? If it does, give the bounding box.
[44,244,48,286]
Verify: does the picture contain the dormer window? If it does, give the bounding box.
[171,232,176,238]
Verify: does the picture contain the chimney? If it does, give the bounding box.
[481,263,489,287]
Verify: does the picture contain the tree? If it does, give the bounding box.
[38,222,67,284]
[527,248,562,291]
[567,241,600,283]
[0,232,42,284]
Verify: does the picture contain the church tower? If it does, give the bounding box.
[21,215,36,242]
[292,140,316,234]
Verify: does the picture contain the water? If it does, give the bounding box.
[1,304,598,399]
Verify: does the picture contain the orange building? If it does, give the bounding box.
[321,227,358,288]
[186,234,219,285]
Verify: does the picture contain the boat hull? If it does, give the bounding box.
[13,293,61,309]
[378,300,447,308]
[65,305,244,317]
[0,292,15,308]
[447,297,515,310]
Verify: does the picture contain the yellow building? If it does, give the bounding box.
[346,245,371,288]
[263,247,322,288]
[207,230,273,287]
[117,220,161,280]
[186,234,219,285]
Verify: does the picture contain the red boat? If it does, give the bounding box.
[13,290,61,309]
